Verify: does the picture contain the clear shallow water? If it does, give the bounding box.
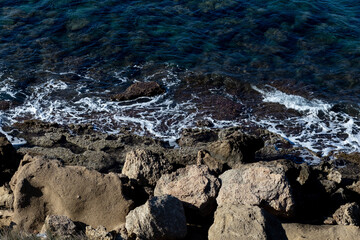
[1,0,360,160]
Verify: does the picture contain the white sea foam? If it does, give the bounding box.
[252,85,360,157]
[1,67,360,161]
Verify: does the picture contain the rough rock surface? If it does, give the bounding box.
[125,195,187,240]
[217,162,294,217]
[41,215,77,237]
[208,204,287,240]
[207,128,264,168]
[122,149,173,186]
[86,226,113,240]
[282,223,360,240]
[111,81,165,101]
[196,150,224,174]
[10,154,134,231]
[333,202,360,226]
[0,133,20,184]
[0,185,13,210]
[154,165,220,216]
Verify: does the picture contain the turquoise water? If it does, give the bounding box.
[1,0,360,157]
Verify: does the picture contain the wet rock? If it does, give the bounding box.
[217,162,295,217]
[122,149,173,186]
[0,185,13,209]
[282,223,360,240]
[208,128,264,168]
[0,133,20,185]
[333,202,360,226]
[154,165,220,216]
[40,215,77,238]
[0,101,11,111]
[125,195,187,240]
[111,81,165,101]
[10,154,134,232]
[86,226,113,240]
[208,204,287,240]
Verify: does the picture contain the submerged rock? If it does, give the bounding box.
[217,161,295,217]
[125,195,187,240]
[208,204,287,240]
[154,164,220,216]
[10,154,134,232]
[111,81,165,101]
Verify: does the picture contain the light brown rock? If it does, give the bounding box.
[125,195,187,240]
[154,165,220,216]
[208,204,287,240]
[10,155,134,232]
[282,223,360,240]
[217,162,294,217]
[122,149,173,186]
[333,202,360,226]
[0,210,13,228]
[196,150,223,174]
[86,226,113,240]
[0,185,13,209]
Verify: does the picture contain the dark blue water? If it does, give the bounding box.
[1,0,360,158]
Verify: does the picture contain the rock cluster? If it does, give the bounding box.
[1,122,360,239]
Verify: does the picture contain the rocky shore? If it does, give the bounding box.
[1,120,360,239]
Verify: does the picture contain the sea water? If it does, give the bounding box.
[0,0,360,161]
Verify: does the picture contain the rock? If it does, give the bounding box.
[10,155,134,232]
[196,150,224,174]
[207,129,263,168]
[178,128,218,147]
[122,149,173,186]
[154,165,220,216]
[208,204,287,240]
[217,162,295,217]
[86,226,113,240]
[327,169,342,184]
[282,223,360,240]
[333,202,360,226]
[41,215,77,238]
[0,185,13,209]
[0,101,11,111]
[125,195,187,240]
[0,210,13,228]
[111,81,165,101]
[0,133,20,185]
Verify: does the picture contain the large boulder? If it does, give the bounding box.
[217,162,295,217]
[208,204,287,240]
[125,195,187,240]
[111,81,165,101]
[154,165,220,216]
[10,154,134,232]
[122,149,173,186]
[0,133,20,184]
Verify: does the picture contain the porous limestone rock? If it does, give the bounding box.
[41,215,77,238]
[217,162,294,217]
[154,164,220,216]
[208,204,286,240]
[333,202,360,226]
[125,195,187,240]
[86,225,113,240]
[10,154,134,232]
[122,149,173,186]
